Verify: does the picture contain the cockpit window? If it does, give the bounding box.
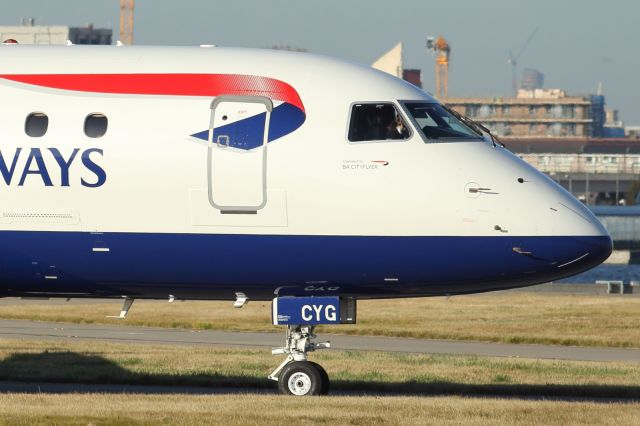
[347,103,410,142]
[402,102,483,142]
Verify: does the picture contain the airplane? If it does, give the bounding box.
[0,42,612,396]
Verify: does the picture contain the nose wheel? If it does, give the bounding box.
[269,325,330,395]
[308,361,330,395]
[277,361,329,396]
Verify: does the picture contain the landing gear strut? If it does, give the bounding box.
[269,325,330,395]
[268,296,355,395]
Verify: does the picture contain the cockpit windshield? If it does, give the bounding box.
[402,102,484,142]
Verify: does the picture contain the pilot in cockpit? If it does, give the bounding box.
[386,114,409,140]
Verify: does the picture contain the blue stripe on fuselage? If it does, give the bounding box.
[0,232,611,300]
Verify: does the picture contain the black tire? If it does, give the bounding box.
[308,361,330,395]
[277,361,323,396]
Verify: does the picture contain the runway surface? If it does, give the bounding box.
[0,319,638,362]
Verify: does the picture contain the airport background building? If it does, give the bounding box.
[444,89,602,139]
[0,20,111,45]
[508,138,640,205]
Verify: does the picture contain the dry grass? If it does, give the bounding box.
[350,293,640,348]
[0,393,638,426]
[1,338,639,424]
[1,293,640,347]
[0,338,639,398]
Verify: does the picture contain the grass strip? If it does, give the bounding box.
[0,394,639,426]
[0,338,639,399]
[1,293,640,348]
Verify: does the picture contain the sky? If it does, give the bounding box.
[2,0,639,123]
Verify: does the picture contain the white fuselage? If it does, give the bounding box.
[0,45,611,300]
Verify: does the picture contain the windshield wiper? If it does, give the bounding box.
[442,104,505,148]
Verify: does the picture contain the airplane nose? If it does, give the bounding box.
[540,197,612,279]
[491,148,612,284]
[509,225,611,285]
[554,233,612,273]
[507,185,612,285]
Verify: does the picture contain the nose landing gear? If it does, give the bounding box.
[268,296,356,395]
[269,325,330,396]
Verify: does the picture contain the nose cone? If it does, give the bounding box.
[448,145,612,288]
[529,186,613,281]
[553,196,612,276]
[505,167,612,284]
[552,233,612,278]
[509,214,611,286]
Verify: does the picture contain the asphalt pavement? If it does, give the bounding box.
[0,319,638,362]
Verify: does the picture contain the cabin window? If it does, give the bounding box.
[347,103,410,142]
[25,113,49,137]
[84,113,108,138]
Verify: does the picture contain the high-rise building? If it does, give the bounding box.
[371,43,422,88]
[521,68,544,90]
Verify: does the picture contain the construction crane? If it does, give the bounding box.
[507,27,538,96]
[119,0,135,45]
[426,35,450,99]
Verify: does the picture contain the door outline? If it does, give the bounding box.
[207,95,273,212]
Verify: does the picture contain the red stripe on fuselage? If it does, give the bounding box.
[0,73,305,112]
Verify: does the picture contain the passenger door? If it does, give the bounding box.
[207,96,273,212]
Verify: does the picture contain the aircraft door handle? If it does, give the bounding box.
[216,135,230,148]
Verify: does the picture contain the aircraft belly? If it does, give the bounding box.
[0,231,610,300]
